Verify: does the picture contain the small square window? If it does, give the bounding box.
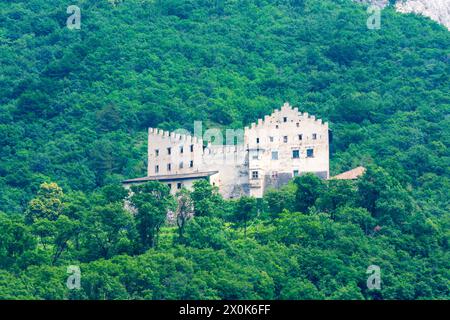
[312,133,317,140]
[155,165,159,173]
[293,170,299,177]
[155,149,159,156]
[269,136,274,142]
[177,182,182,189]
[296,123,299,127]
[283,136,288,143]
[167,147,171,155]
[276,125,279,129]
[307,149,314,158]
[272,151,278,160]
[167,163,171,171]
[298,134,303,141]
[292,150,300,159]
[167,183,172,190]
[252,171,259,179]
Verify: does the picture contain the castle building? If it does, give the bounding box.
[122,102,330,198]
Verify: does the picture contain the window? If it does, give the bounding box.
[293,170,299,177]
[167,163,171,171]
[292,150,300,159]
[177,182,182,189]
[189,160,194,168]
[155,165,159,173]
[155,149,159,156]
[296,123,299,127]
[283,136,288,143]
[276,125,279,129]
[269,136,274,142]
[256,138,260,144]
[180,146,184,154]
[312,133,317,140]
[252,171,259,179]
[307,148,314,158]
[167,147,171,155]
[283,117,287,123]
[298,134,303,141]
[271,151,278,160]
[179,162,183,169]
[190,144,194,152]
[167,183,172,190]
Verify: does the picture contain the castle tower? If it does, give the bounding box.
[123,102,330,198]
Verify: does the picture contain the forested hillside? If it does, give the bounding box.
[0,0,449,299]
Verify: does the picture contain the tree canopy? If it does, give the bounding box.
[0,0,448,300]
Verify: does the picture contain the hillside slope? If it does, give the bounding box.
[0,0,448,301]
[0,0,448,213]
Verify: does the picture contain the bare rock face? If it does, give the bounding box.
[354,0,450,30]
[396,0,450,30]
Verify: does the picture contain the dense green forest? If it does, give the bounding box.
[0,0,449,299]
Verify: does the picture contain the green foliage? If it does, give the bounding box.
[357,165,414,226]
[190,180,223,217]
[0,0,449,300]
[130,181,176,250]
[264,186,295,220]
[175,188,194,241]
[82,203,137,260]
[233,196,258,237]
[25,182,64,223]
[183,216,230,250]
[294,173,327,213]
[0,213,36,270]
[280,278,324,300]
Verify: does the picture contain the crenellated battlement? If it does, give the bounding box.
[148,127,203,144]
[244,102,327,131]
[141,102,329,199]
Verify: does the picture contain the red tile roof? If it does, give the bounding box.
[331,166,366,180]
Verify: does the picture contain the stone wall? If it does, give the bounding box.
[146,103,329,198]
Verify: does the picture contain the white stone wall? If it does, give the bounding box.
[202,145,248,198]
[147,128,204,176]
[145,103,329,198]
[244,103,329,197]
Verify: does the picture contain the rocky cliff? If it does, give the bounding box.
[396,0,450,30]
[355,0,450,30]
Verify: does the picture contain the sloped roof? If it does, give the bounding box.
[122,171,219,184]
[331,166,366,180]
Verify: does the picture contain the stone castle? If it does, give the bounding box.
[123,102,330,198]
